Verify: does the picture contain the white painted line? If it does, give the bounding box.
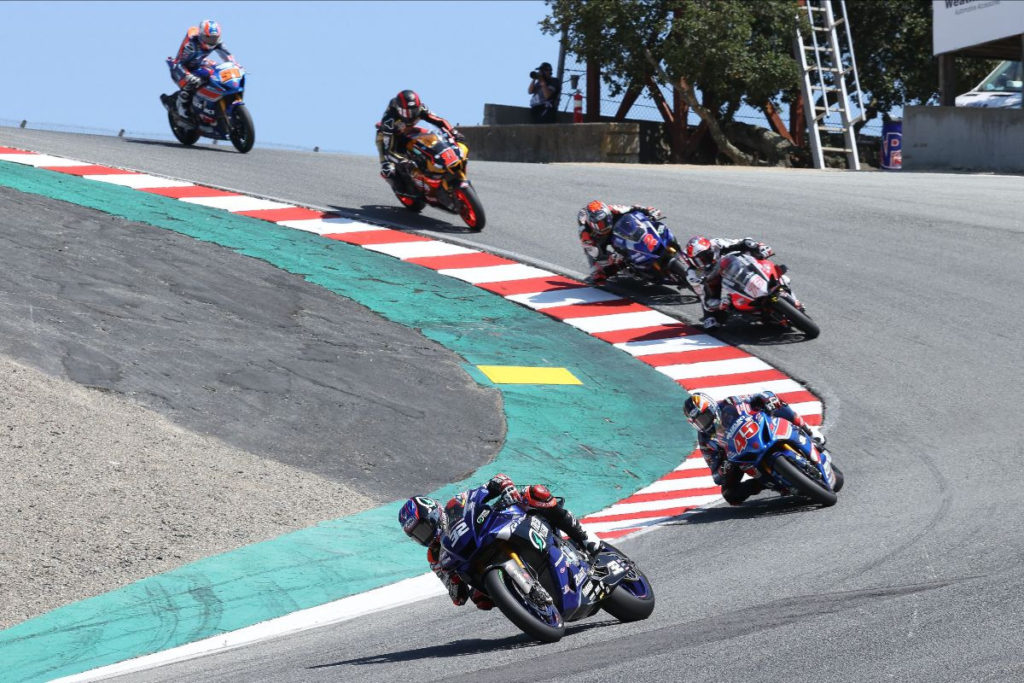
[505,287,621,310]
[658,356,772,381]
[613,334,726,356]
[562,310,679,334]
[178,195,295,212]
[363,241,478,259]
[0,153,90,167]
[584,508,710,534]
[276,217,384,236]
[788,400,823,417]
[691,379,805,401]
[634,474,717,495]
[583,493,724,521]
[674,457,711,472]
[438,263,554,284]
[83,173,195,189]
[53,573,446,682]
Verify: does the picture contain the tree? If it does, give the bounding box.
[542,0,807,164]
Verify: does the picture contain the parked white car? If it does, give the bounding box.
[955,60,1022,109]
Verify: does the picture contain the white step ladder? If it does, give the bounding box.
[795,0,865,170]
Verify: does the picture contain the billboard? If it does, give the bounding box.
[933,0,1024,55]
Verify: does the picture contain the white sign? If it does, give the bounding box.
[933,0,1024,55]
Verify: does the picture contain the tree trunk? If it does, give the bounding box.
[644,50,753,165]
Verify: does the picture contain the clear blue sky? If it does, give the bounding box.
[1,1,560,155]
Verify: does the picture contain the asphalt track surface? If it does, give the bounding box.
[3,129,1024,682]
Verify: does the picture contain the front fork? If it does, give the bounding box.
[497,552,553,605]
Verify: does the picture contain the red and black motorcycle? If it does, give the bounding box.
[716,252,820,339]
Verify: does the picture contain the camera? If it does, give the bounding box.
[530,70,542,80]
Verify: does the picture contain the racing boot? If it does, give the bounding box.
[175,90,196,127]
[559,508,601,558]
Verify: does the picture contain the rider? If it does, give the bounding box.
[577,200,665,285]
[683,390,831,505]
[399,473,600,610]
[682,235,775,329]
[169,19,228,122]
[376,89,463,196]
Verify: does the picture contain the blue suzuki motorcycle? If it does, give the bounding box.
[610,210,691,291]
[725,410,844,507]
[439,486,655,643]
[160,48,254,153]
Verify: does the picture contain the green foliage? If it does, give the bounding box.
[542,0,804,123]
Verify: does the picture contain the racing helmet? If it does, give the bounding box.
[584,200,613,238]
[198,19,222,50]
[399,496,441,546]
[392,89,423,123]
[684,236,717,270]
[683,392,720,433]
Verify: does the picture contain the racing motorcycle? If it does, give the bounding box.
[440,486,655,643]
[388,124,485,231]
[160,48,254,153]
[725,409,843,507]
[717,251,819,339]
[609,210,691,292]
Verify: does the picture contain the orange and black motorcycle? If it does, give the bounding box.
[387,124,485,231]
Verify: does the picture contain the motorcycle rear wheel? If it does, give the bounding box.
[484,567,564,643]
[668,257,692,291]
[167,111,200,147]
[771,297,820,340]
[771,455,837,507]
[455,185,486,231]
[229,105,255,153]
[602,576,655,622]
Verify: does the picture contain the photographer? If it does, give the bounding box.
[528,62,558,123]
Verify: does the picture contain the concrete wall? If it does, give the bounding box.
[460,122,643,163]
[904,106,1024,173]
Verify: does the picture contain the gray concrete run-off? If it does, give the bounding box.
[0,187,502,626]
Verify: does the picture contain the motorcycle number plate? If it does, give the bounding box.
[439,148,458,166]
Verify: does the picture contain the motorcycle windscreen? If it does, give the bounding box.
[721,255,769,298]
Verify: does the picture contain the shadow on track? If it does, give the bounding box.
[670,495,824,525]
[124,137,239,154]
[310,620,618,669]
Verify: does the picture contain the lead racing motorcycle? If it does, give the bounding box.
[160,48,254,153]
[725,409,844,507]
[439,486,655,643]
[386,124,485,231]
[716,250,819,339]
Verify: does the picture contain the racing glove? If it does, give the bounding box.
[442,572,469,606]
[182,73,203,91]
[633,205,663,221]
[452,130,466,143]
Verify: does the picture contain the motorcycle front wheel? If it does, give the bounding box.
[770,297,820,340]
[229,105,255,153]
[484,567,564,643]
[771,455,837,507]
[455,184,486,231]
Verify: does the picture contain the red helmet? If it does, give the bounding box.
[584,200,613,237]
[392,89,423,123]
[684,236,717,270]
[198,19,222,50]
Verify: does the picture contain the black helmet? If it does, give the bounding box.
[392,89,423,123]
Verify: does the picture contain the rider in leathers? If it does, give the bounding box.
[168,20,229,124]
[682,236,774,329]
[375,89,462,198]
[577,201,665,285]
[684,390,836,504]
[400,474,599,610]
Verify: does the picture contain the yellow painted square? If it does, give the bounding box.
[476,365,582,385]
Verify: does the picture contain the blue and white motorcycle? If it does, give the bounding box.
[439,486,655,643]
[725,410,844,507]
[609,209,691,291]
[160,48,254,153]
